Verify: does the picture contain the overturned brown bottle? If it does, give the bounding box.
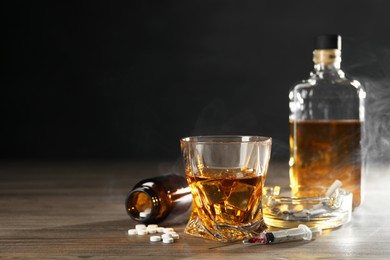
[125,175,192,224]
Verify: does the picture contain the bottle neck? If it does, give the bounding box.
[126,186,161,224]
[311,49,345,79]
[313,49,341,71]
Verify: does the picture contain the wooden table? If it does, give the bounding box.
[1,161,389,259]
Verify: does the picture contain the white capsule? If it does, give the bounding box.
[135,224,146,230]
[137,229,148,235]
[162,237,174,244]
[127,229,137,235]
[150,235,162,242]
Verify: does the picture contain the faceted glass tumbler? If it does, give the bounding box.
[180,136,272,242]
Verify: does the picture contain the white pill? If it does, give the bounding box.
[150,235,162,242]
[135,224,146,230]
[162,237,174,244]
[161,233,172,239]
[163,228,174,233]
[147,229,157,234]
[157,227,165,233]
[139,212,149,218]
[170,233,180,240]
[147,224,158,229]
[127,229,137,235]
[137,229,148,235]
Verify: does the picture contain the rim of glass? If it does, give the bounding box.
[263,186,351,201]
[180,135,272,144]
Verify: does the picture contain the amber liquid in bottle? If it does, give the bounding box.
[289,35,365,208]
[289,120,362,207]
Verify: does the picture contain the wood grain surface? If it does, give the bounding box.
[1,161,389,259]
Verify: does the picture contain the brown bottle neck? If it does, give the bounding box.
[126,186,161,224]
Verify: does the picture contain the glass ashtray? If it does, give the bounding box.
[262,186,352,229]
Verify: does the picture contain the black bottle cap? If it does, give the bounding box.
[315,35,342,50]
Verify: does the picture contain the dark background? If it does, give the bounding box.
[3,1,390,163]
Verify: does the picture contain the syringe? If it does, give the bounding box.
[242,225,322,245]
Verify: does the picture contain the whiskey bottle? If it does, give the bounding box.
[289,35,366,207]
